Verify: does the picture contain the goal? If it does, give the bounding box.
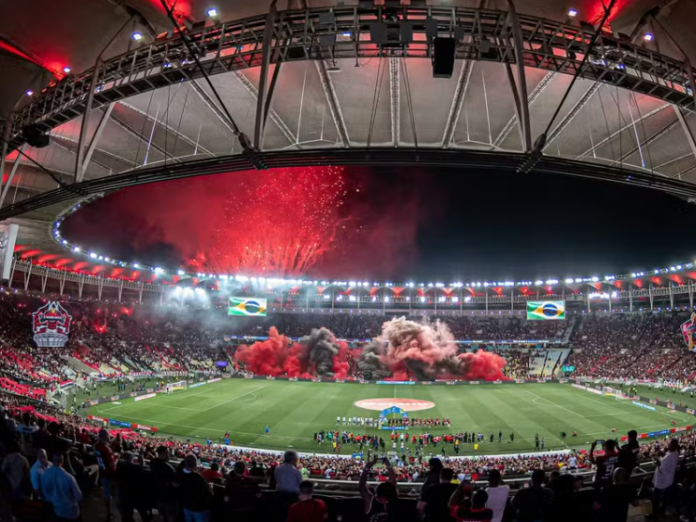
[166,380,187,394]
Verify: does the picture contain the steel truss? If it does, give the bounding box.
[3,147,696,220]
[8,5,696,151]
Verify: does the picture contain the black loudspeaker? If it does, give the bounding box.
[432,37,456,78]
[22,124,50,148]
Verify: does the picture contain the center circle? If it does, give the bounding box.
[354,398,435,412]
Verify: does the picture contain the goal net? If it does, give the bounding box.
[603,386,630,400]
[166,380,187,394]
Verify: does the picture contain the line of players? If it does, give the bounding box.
[336,416,452,427]
[314,429,521,455]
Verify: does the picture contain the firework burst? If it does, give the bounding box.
[188,166,347,276]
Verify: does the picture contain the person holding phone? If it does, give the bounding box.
[359,457,398,521]
[590,439,619,489]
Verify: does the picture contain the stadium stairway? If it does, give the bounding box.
[65,355,99,376]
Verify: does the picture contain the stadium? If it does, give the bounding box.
[2,0,696,521]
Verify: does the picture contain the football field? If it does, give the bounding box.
[85,379,694,455]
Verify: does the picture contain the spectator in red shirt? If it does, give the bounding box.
[226,461,260,512]
[201,462,223,484]
[94,429,117,518]
[450,490,493,522]
[287,480,327,522]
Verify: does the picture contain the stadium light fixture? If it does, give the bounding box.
[132,32,143,41]
[643,33,654,42]
[63,66,71,74]
[73,247,80,253]
[89,253,97,259]
[133,263,140,269]
[26,90,33,96]
[206,7,218,17]
[567,8,578,17]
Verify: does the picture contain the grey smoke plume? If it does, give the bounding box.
[299,327,340,376]
[357,340,391,381]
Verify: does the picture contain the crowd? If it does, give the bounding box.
[1,387,696,521]
[566,312,696,382]
[2,292,696,396]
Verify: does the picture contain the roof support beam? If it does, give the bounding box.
[314,60,350,147]
[0,144,25,209]
[254,0,279,149]
[109,112,180,164]
[51,134,131,172]
[505,0,532,152]
[75,15,136,182]
[77,103,114,183]
[493,72,556,149]
[118,100,213,156]
[576,103,670,160]
[189,81,236,136]
[442,60,473,148]
[389,57,401,147]
[543,82,601,150]
[233,72,296,146]
[611,118,680,166]
[673,105,696,163]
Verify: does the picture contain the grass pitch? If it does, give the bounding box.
[85,380,694,455]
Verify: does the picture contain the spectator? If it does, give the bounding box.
[40,452,82,522]
[200,462,223,484]
[287,480,327,522]
[275,451,303,494]
[248,460,265,481]
[590,439,619,488]
[116,451,151,522]
[95,428,117,519]
[180,454,213,522]
[360,458,397,520]
[485,469,510,522]
[618,430,640,474]
[149,446,179,522]
[30,448,52,497]
[419,467,458,522]
[650,438,680,520]
[596,468,639,522]
[420,457,444,502]
[1,439,30,500]
[225,461,260,511]
[450,489,493,522]
[511,469,553,522]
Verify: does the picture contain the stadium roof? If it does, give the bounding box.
[3,0,696,285]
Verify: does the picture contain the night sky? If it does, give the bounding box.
[62,166,696,282]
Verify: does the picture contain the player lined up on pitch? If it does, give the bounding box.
[314,429,524,454]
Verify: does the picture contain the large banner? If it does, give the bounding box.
[228,297,267,316]
[526,301,566,320]
[0,223,19,281]
[32,301,72,347]
[681,313,696,351]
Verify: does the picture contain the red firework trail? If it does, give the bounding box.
[188,166,347,276]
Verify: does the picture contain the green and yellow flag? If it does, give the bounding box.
[526,301,565,320]
[228,297,267,316]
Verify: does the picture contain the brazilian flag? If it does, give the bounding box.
[228,297,267,316]
[526,301,565,320]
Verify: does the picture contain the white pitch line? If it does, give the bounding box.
[199,384,269,413]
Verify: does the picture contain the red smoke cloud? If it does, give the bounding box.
[234,327,358,380]
[235,320,507,382]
